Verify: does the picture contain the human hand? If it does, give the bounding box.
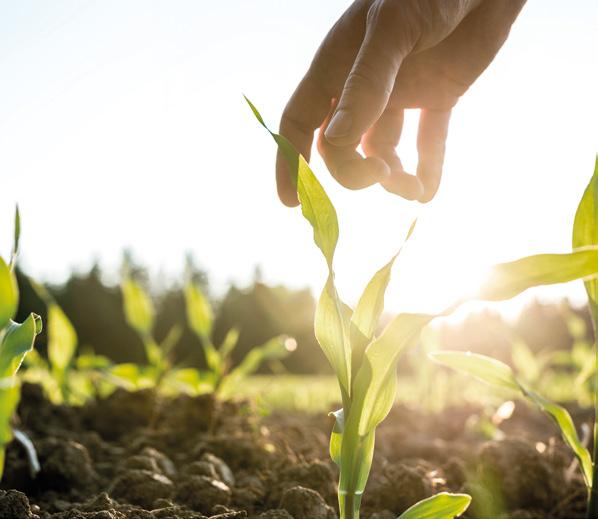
[276,0,526,206]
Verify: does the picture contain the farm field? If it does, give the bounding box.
[1,3,597,518]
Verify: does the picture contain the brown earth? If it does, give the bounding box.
[0,383,590,519]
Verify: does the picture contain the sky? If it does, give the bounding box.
[1,0,597,316]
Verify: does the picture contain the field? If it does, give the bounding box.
[0,144,596,519]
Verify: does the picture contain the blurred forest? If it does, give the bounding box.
[14,260,595,376]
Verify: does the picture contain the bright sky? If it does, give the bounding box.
[1,1,597,316]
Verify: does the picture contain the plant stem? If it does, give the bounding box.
[587,308,598,519]
[0,446,5,481]
[339,490,360,519]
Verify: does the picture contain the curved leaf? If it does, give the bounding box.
[184,281,213,340]
[48,304,77,372]
[297,155,339,268]
[329,408,344,467]
[0,314,42,378]
[353,313,433,436]
[398,493,472,519]
[0,379,19,446]
[245,97,339,268]
[219,327,240,359]
[573,156,598,307]
[479,249,598,301]
[350,254,397,379]
[523,388,593,487]
[431,351,593,487]
[121,277,154,337]
[429,351,520,393]
[9,206,20,270]
[315,277,352,395]
[0,258,18,330]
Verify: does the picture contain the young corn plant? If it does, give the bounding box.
[248,99,598,518]
[431,157,598,518]
[26,281,77,403]
[0,208,42,479]
[119,262,182,389]
[24,282,111,404]
[184,265,293,397]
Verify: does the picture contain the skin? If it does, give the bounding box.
[276,0,527,206]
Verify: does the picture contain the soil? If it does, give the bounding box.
[0,383,591,519]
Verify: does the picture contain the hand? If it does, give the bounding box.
[276,0,526,206]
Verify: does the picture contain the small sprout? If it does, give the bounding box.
[0,208,42,480]
[184,271,293,397]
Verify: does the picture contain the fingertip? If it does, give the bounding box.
[417,186,439,204]
[276,154,300,208]
[381,171,424,201]
[279,189,300,208]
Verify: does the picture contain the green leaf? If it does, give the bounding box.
[329,408,344,466]
[352,313,433,436]
[219,335,290,396]
[75,353,111,370]
[297,155,339,268]
[165,367,215,394]
[121,277,154,337]
[219,327,240,360]
[429,351,520,393]
[337,428,376,517]
[160,324,183,356]
[573,156,598,322]
[0,379,20,446]
[10,206,20,271]
[0,313,42,378]
[245,97,339,267]
[47,304,77,373]
[349,221,416,380]
[523,388,593,487]
[225,335,289,381]
[184,281,213,340]
[478,249,598,301]
[0,258,18,331]
[315,277,352,396]
[397,493,472,519]
[431,351,593,487]
[244,96,298,187]
[350,253,397,378]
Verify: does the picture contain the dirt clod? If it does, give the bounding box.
[279,486,336,519]
[108,469,174,508]
[175,475,231,514]
[0,489,35,519]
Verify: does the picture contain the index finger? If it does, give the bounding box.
[277,72,331,207]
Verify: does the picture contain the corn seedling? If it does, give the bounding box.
[26,280,77,402]
[0,208,42,479]
[432,158,598,518]
[184,262,293,397]
[119,261,182,389]
[248,99,598,518]
[23,283,111,404]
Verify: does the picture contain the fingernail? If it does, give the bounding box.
[325,109,352,141]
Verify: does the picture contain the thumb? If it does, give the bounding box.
[324,2,417,146]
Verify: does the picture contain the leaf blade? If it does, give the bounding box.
[429,351,520,393]
[479,249,598,301]
[0,258,18,330]
[397,493,472,519]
